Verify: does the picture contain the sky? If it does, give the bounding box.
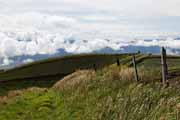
[0,0,180,67]
[2,0,180,16]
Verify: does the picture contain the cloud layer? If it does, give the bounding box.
[0,13,180,67]
[1,0,180,67]
[0,13,127,55]
[2,0,180,16]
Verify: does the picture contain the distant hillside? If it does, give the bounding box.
[0,53,134,81]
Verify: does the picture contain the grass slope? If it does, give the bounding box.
[0,63,180,120]
[0,54,180,119]
[0,54,132,81]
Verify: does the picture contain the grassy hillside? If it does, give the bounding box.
[0,56,180,119]
[0,53,133,81]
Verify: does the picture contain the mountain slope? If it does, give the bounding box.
[0,54,131,81]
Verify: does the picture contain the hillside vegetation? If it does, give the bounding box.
[0,54,132,81]
[0,54,180,119]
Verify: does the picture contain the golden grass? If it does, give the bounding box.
[110,66,135,81]
[53,66,135,91]
[53,70,95,90]
[7,90,23,98]
[119,67,134,81]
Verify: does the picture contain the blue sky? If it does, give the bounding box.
[0,0,180,67]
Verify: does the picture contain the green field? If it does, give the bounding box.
[0,54,180,120]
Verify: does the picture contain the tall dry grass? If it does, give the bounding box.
[53,70,95,90]
[110,66,135,81]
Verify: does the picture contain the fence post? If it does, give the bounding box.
[117,58,120,66]
[132,55,139,82]
[93,64,97,71]
[161,47,169,88]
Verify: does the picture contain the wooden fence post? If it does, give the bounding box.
[132,55,139,82]
[93,64,97,71]
[117,58,120,66]
[161,47,169,88]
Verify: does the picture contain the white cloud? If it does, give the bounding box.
[133,38,180,49]
[2,58,14,66]
[2,0,180,16]
[80,15,118,22]
[0,13,130,60]
[0,12,179,61]
[22,59,34,64]
[166,49,180,55]
[0,0,180,67]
